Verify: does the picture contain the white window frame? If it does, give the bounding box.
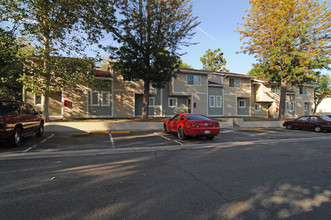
[286,102,295,112]
[255,103,261,111]
[209,95,215,108]
[187,75,201,86]
[299,87,307,95]
[90,91,100,106]
[216,96,222,108]
[239,100,246,108]
[229,78,241,88]
[168,98,178,108]
[271,85,280,94]
[101,91,111,106]
[34,94,42,106]
[149,97,155,107]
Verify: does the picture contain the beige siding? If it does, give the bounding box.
[223,77,251,96]
[63,88,88,118]
[113,90,134,118]
[171,73,208,95]
[224,95,237,117]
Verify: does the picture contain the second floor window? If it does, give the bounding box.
[299,87,307,95]
[187,75,201,86]
[229,78,241,88]
[271,85,280,94]
[286,102,295,112]
[239,100,246,108]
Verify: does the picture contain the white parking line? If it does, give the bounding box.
[23,134,55,153]
[154,132,183,145]
[109,132,115,148]
[40,134,55,144]
[22,144,37,153]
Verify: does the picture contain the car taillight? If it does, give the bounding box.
[191,123,199,128]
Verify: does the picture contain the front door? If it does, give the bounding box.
[304,103,310,115]
[187,98,191,113]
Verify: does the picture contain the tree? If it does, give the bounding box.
[107,0,199,120]
[0,28,23,99]
[4,0,116,121]
[178,58,193,69]
[200,48,229,72]
[237,0,331,120]
[313,74,331,114]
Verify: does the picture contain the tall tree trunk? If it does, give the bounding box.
[141,80,150,120]
[42,19,51,122]
[278,79,287,120]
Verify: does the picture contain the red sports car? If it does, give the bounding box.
[163,113,220,140]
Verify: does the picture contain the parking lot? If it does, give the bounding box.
[0,127,330,154]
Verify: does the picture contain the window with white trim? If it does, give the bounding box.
[187,75,201,86]
[239,100,245,108]
[271,85,280,94]
[101,91,110,106]
[255,103,261,111]
[229,78,241,88]
[35,94,42,105]
[209,95,215,107]
[286,102,295,111]
[168,98,177,108]
[149,97,155,107]
[299,87,307,95]
[216,96,222,108]
[91,91,99,106]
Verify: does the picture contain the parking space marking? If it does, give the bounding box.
[40,134,55,144]
[154,132,183,145]
[22,144,37,153]
[109,132,115,148]
[22,134,55,153]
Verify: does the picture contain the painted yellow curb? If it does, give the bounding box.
[89,131,110,134]
[110,131,130,134]
[240,128,264,131]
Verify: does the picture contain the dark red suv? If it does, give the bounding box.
[0,99,44,147]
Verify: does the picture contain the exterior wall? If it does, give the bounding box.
[223,76,251,117]
[162,83,189,116]
[63,88,88,118]
[113,90,134,118]
[171,72,208,95]
[237,97,250,116]
[208,86,224,116]
[224,95,237,116]
[87,80,113,117]
[25,91,62,117]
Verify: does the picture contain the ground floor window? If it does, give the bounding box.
[216,96,222,108]
[209,95,215,107]
[286,102,295,112]
[91,91,99,106]
[101,91,111,106]
[239,100,246,108]
[169,98,177,108]
[255,103,261,111]
[149,97,155,107]
[35,94,42,105]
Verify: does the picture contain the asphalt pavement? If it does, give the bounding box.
[1,132,331,220]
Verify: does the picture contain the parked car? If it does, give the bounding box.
[283,115,331,132]
[0,99,44,147]
[163,113,220,140]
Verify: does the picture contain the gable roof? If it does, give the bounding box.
[93,69,112,78]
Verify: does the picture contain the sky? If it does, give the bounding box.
[179,0,254,74]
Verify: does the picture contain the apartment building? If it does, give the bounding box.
[23,67,314,119]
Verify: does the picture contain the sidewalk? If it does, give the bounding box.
[44,120,284,133]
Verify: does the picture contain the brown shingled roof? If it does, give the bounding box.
[93,69,112,78]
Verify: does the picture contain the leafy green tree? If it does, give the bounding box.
[313,74,331,114]
[178,58,193,69]
[3,0,116,121]
[237,0,331,120]
[200,48,229,72]
[107,0,199,120]
[0,28,23,99]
